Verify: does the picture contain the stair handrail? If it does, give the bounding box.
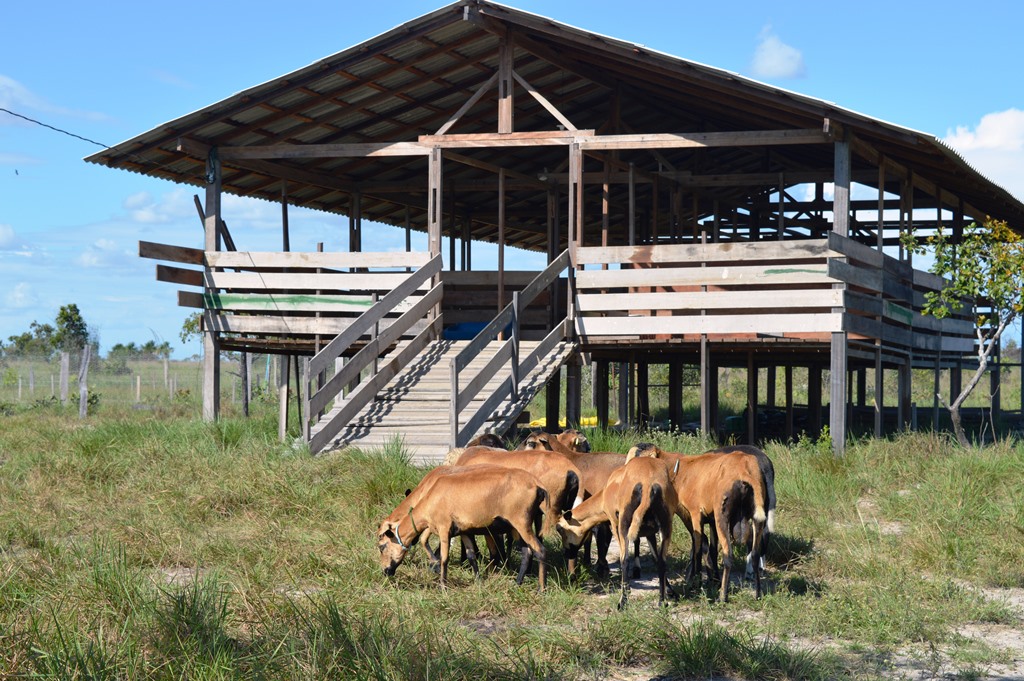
[449,249,571,446]
[304,254,443,453]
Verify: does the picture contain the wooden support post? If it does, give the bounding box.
[831,138,850,455]
[700,335,711,437]
[498,29,514,134]
[498,168,506,315]
[808,364,822,437]
[546,367,561,432]
[898,358,912,431]
[637,361,650,428]
[857,367,867,407]
[746,352,757,445]
[830,333,848,456]
[875,349,884,438]
[617,362,629,428]
[566,359,582,428]
[278,355,290,442]
[202,148,222,422]
[596,361,610,430]
[785,366,794,441]
[428,147,443,320]
[669,362,683,431]
[933,354,942,432]
[766,366,777,408]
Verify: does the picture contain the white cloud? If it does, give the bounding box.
[76,238,134,269]
[5,282,37,309]
[0,224,17,249]
[943,109,1024,202]
[123,188,194,224]
[0,74,108,123]
[751,27,806,79]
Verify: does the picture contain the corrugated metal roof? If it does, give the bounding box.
[86,0,1024,249]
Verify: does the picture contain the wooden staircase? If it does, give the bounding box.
[310,337,575,464]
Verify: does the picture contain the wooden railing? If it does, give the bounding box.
[449,249,572,446]
[303,254,443,454]
[573,234,973,357]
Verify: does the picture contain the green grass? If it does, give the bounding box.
[0,402,1021,679]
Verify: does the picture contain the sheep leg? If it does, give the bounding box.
[704,517,721,580]
[687,523,705,595]
[595,523,612,578]
[631,537,643,579]
[461,536,480,579]
[656,508,672,605]
[437,529,451,591]
[616,514,631,610]
[714,514,733,602]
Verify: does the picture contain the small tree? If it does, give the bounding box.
[903,218,1024,446]
[54,304,90,353]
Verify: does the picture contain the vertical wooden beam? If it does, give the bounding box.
[785,365,794,441]
[831,139,851,455]
[498,168,506,314]
[766,365,777,408]
[428,147,443,322]
[808,364,822,437]
[278,356,290,442]
[617,362,629,428]
[874,355,884,438]
[546,367,561,432]
[700,335,711,436]
[898,357,912,431]
[566,359,582,428]
[628,162,636,246]
[567,142,582,321]
[596,360,610,430]
[202,148,222,422]
[747,352,757,444]
[933,354,942,431]
[669,362,683,431]
[877,160,886,251]
[637,361,650,428]
[498,29,514,134]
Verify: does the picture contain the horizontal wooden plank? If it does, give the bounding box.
[205,250,430,270]
[204,270,418,292]
[827,260,915,303]
[580,129,829,151]
[577,264,836,289]
[140,240,203,265]
[576,239,835,266]
[440,270,544,286]
[203,313,429,337]
[178,290,205,309]
[576,312,843,336]
[218,141,431,161]
[203,292,419,314]
[577,288,844,312]
[157,264,203,287]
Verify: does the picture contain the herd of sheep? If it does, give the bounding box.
[376,430,776,608]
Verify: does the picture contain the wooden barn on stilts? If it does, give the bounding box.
[88,1,1024,462]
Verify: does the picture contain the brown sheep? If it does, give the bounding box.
[377,464,549,589]
[524,430,627,576]
[557,456,678,609]
[634,443,768,601]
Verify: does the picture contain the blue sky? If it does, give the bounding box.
[2,1,1023,359]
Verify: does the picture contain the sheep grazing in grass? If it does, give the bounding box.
[524,429,629,576]
[557,456,678,609]
[632,443,769,601]
[377,464,549,590]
